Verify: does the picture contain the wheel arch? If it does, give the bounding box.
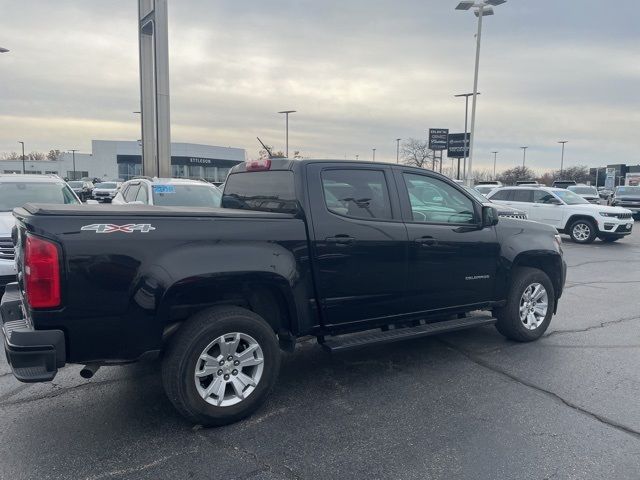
[510,252,564,313]
[565,214,599,232]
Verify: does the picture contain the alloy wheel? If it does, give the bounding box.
[519,283,548,330]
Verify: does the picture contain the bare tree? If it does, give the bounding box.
[552,165,590,183]
[497,166,536,185]
[401,138,432,169]
[47,149,63,161]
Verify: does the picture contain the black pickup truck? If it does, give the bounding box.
[1,159,566,425]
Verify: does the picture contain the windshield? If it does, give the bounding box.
[554,189,589,205]
[68,181,83,188]
[0,182,80,211]
[152,184,222,207]
[95,182,117,189]
[568,186,598,195]
[616,186,640,195]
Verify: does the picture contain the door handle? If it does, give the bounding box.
[415,236,437,247]
[326,235,355,245]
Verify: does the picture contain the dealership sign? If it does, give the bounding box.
[447,133,469,158]
[428,129,449,150]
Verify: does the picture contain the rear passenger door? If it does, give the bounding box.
[508,189,534,216]
[306,164,408,327]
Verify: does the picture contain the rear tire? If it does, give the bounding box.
[495,267,555,342]
[568,218,597,244]
[162,306,281,426]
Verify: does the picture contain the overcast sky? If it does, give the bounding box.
[1,0,638,173]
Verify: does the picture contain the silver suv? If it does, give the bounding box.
[0,174,81,292]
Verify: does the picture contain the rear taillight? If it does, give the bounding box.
[24,235,61,309]
[246,158,271,171]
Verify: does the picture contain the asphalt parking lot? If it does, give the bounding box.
[1,225,639,480]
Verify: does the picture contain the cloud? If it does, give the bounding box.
[0,0,638,173]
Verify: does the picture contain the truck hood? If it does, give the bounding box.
[0,212,15,237]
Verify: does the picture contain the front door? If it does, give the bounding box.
[307,164,408,327]
[394,170,500,313]
[531,190,564,228]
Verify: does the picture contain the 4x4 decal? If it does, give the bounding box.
[81,224,156,234]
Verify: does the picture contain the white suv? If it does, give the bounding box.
[487,186,634,244]
[112,177,222,207]
[0,174,81,292]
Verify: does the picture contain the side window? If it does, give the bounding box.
[512,189,533,203]
[533,190,557,204]
[136,184,149,204]
[403,173,475,224]
[321,169,392,220]
[490,189,512,201]
[124,183,140,202]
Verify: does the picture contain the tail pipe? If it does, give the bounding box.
[80,363,101,379]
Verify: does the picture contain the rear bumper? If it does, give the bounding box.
[1,283,65,382]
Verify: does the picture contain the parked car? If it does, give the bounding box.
[552,180,577,189]
[91,182,120,203]
[487,186,633,243]
[464,186,528,219]
[567,185,600,204]
[67,180,94,201]
[0,174,81,294]
[516,180,539,186]
[609,186,640,218]
[112,177,222,207]
[2,159,566,426]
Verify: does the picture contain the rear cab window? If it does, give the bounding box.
[222,171,298,214]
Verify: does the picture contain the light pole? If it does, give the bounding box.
[0,47,9,53]
[69,149,78,180]
[455,0,507,185]
[520,146,528,168]
[278,110,296,158]
[372,148,376,162]
[558,140,568,177]
[395,138,401,164]
[18,141,25,173]
[491,151,498,178]
[454,92,481,180]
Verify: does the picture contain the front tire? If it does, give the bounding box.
[162,306,281,426]
[569,218,597,244]
[495,267,555,342]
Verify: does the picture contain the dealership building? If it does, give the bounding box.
[0,140,246,184]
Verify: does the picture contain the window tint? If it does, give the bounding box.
[489,189,512,201]
[136,184,149,204]
[321,169,392,220]
[222,171,298,214]
[512,190,533,203]
[403,173,475,224]
[124,183,140,202]
[533,190,558,204]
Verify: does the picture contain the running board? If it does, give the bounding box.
[320,314,496,353]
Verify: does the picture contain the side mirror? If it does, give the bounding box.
[482,206,499,227]
[86,199,99,205]
[549,198,562,205]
